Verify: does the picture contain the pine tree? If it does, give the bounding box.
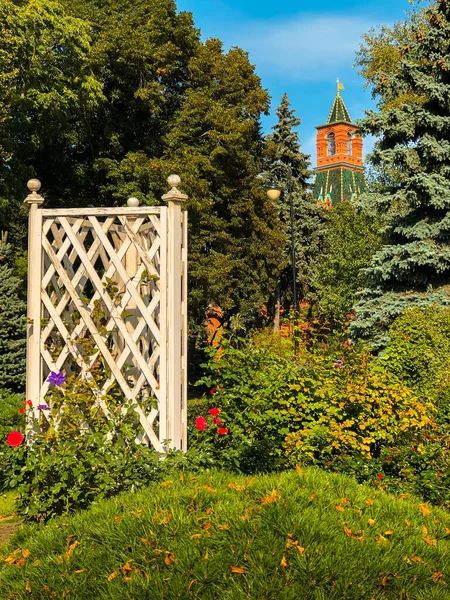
[0,233,26,392]
[352,0,450,343]
[265,93,324,327]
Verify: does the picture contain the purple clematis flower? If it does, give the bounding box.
[37,404,50,411]
[47,371,66,386]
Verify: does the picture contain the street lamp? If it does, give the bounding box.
[266,170,298,352]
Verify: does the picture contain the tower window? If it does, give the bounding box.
[327,132,335,156]
[347,133,353,155]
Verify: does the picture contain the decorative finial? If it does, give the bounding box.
[336,78,344,96]
[162,174,188,203]
[127,197,140,207]
[24,179,44,206]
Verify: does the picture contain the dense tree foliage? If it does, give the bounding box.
[0,234,26,392]
[309,201,382,326]
[352,0,450,342]
[264,94,324,324]
[0,0,283,333]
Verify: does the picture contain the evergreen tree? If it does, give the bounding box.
[352,0,450,343]
[265,93,324,326]
[154,40,284,332]
[0,233,26,392]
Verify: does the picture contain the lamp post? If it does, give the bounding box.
[266,167,298,352]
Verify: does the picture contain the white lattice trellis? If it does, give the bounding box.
[24,176,188,452]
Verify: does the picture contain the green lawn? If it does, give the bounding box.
[1,468,450,599]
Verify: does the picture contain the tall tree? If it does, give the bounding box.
[153,40,284,333]
[352,0,450,343]
[0,0,284,338]
[265,93,323,328]
[0,233,26,392]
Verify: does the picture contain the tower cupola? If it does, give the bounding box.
[313,81,366,206]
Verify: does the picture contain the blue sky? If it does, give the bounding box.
[176,0,412,161]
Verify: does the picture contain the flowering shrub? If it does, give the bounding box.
[2,372,168,522]
[195,333,435,483]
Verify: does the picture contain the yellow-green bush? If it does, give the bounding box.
[284,351,433,464]
[195,334,433,473]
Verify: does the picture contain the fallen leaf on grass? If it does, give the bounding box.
[202,485,217,493]
[384,530,394,535]
[113,516,123,524]
[376,535,388,545]
[335,505,345,512]
[74,570,84,574]
[280,555,288,568]
[122,561,133,573]
[421,525,428,537]
[405,520,411,527]
[423,537,437,546]
[158,511,171,525]
[227,482,245,492]
[295,464,303,476]
[164,552,176,565]
[420,503,431,516]
[308,491,317,503]
[343,526,353,538]
[445,527,450,535]
[140,538,154,546]
[433,572,444,583]
[26,581,31,593]
[65,541,79,561]
[411,554,422,563]
[230,566,246,574]
[365,499,373,506]
[261,490,280,504]
[217,524,231,530]
[367,518,376,527]
[107,571,119,581]
[160,480,173,488]
[62,590,70,598]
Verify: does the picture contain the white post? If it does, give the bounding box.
[24,179,44,438]
[162,175,188,451]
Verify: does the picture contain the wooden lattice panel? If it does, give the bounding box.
[36,207,170,452]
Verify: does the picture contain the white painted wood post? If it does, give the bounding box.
[24,179,44,438]
[162,175,188,450]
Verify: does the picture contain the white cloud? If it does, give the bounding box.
[230,14,373,81]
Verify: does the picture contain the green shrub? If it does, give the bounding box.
[383,306,450,419]
[0,390,25,491]
[2,469,450,599]
[193,334,432,475]
[0,389,24,442]
[3,376,171,522]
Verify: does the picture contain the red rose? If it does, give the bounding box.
[411,447,416,451]
[209,388,215,395]
[19,408,25,414]
[6,431,24,447]
[26,400,32,407]
[377,473,383,480]
[195,416,207,431]
[214,417,222,425]
[208,408,220,417]
[217,428,228,435]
